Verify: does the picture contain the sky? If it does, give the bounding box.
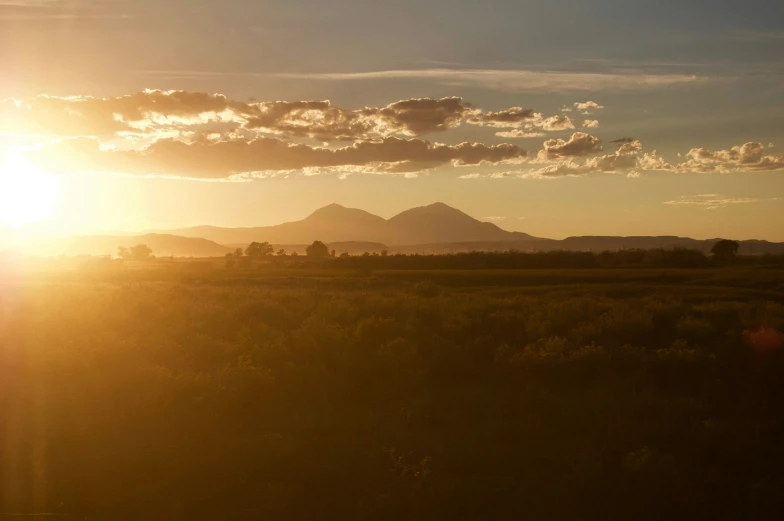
[1,0,783,240]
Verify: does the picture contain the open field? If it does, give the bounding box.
[1,264,784,520]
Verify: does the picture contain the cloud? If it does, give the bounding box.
[664,194,760,210]
[8,89,784,184]
[482,216,507,221]
[3,92,483,142]
[539,115,575,131]
[1,90,254,138]
[574,101,604,114]
[616,140,643,154]
[2,92,561,143]
[537,132,603,161]
[495,130,546,139]
[467,107,537,128]
[243,97,478,141]
[725,30,784,43]
[586,151,638,172]
[272,69,705,91]
[27,136,528,179]
[521,138,670,178]
[524,161,593,178]
[677,142,784,173]
[637,151,673,171]
[474,110,575,137]
[458,171,515,179]
[0,2,132,20]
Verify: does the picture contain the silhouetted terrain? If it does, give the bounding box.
[4,204,783,259]
[162,203,536,245]
[160,202,784,255]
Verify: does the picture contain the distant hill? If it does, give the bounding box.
[27,234,233,258]
[162,202,535,246]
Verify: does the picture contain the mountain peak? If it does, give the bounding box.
[309,203,347,215]
[305,204,387,228]
[306,203,365,220]
[400,202,466,216]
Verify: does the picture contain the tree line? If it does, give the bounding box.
[115,238,780,269]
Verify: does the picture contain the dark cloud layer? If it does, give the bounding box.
[28,136,527,179]
[467,107,536,127]
[245,97,475,141]
[2,91,585,143]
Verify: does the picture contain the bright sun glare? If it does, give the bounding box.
[0,152,62,229]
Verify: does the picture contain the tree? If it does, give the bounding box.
[711,239,740,261]
[277,249,286,257]
[130,244,153,261]
[119,245,153,261]
[306,240,330,258]
[245,241,274,259]
[234,248,244,258]
[330,250,336,258]
[381,250,389,257]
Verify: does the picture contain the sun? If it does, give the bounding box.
[0,152,62,229]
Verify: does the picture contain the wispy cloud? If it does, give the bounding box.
[271,68,706,92]
[0,1,133,20]
[664,194,760,210]
[725,29,784,43]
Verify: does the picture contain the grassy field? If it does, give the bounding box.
[1,264,783,520]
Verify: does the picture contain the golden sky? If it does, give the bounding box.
[1,0,783,240]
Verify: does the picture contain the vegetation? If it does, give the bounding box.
[0,259,783,520]
[712,239,741,261]
[306,239,330,258]
[245,241,274,259]
[117,244,154,261]
[330,247,784,270]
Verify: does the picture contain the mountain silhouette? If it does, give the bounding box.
[143,203,784,256]
[387,203,534,244]
[162,202,532,245]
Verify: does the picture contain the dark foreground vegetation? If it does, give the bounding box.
[1,262,784,520]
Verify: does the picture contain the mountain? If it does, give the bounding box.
[165,204,388,245]
[149,202,784,255]
[162,202,534,246]
[25,234,233,258]
[386,203,534,244]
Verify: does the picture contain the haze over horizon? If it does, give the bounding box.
[1,0,783,241]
